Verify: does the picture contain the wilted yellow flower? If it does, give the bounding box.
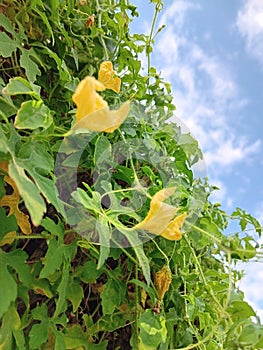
[133,187,186,240]
[98,61,121,93]
[154,264,172,301]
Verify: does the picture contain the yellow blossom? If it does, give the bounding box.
[71,62,129,133]
[134,187,186,241]
[98,61,121,93]
[72,76,107,123]
[72,100,130,133]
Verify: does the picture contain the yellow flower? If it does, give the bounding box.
[72,100,130,133]
[71,62,129,133]
[98,61,121,93]
[72,76,107,123]
[134,187,186,241]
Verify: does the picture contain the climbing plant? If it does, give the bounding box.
[0,0,263,349]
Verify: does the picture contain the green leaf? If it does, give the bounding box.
[0,207,18,242]
[41,217,65,239]
[0,32,18,57]
[227,300,256,320]
[101,279,126,314]
[15,141,65,218]
[0,13,16,36]
[125,231,151,285]
[73,188,102,212]
[54,266,70,317]
[64,325,108,349]
[15,100,53,130]
[3,77,41,99]
[68,279,83,312]
[139,309,167,349]
[8,162,46,226]
[0,252,17,318]
[0,303,25,350]
[40,238,64,278]
[94,135,112,165]
[0,96,17,119]
[0,249,33,318]
[77,261,102,283]
[29,304,49,349]
[97,219,111,269]
[32,0,55,45]
[20,48,42,83]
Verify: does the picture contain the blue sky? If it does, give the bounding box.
[131,0,263,319]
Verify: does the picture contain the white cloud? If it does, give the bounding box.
[236,0,263,66]
[151,0,263,324]
[205,137,261,167]
[153,1,261,175]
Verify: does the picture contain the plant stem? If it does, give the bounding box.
[146,2,162,76]
[95,0,109,60]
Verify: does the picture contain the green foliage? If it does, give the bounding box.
[0,0,263,349]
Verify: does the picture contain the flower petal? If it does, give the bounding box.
[98,61,121,93]
[72,76,107,122]
[160,212,187,241]
[134,187,178,235]
[73,101,130,133]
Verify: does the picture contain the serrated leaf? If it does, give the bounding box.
[0,32,18,57]
[101,279,126,314]
[15,141,65,218]
[41,217,65,239]
[0,13,16,36]
[15,100,53,130]
[0,249,32,317]
[8,162,46,226]
[20,48,42,83]
[0,303,25,350]
[30,304,49,348]
[64,325,108,350]
[3,77,41,99]
[68,279,83,312]
[78,261,102,283]
[54,266,70,317]
[73,188,102,212]
[40,238,64,279]
[139,309,167,349]
[94,134,112,165]
[33,1,55,45]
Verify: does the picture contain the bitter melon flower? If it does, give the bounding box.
[72,61,129,133]
[134,187,187,240]
[98,61,121,93]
